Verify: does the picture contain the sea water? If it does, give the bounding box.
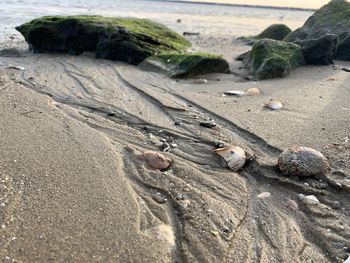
[1,0,313,42]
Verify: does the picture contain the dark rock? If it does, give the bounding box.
[140,52,230,78]
[284,0,350,62]
[16,16,191,65]
[296,34,338,65]
[238,24,292,45]
[242,39,305,80]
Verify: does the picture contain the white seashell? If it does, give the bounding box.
[7,65,25,71]
[143,151,171,170]
[298,194,320,205]
[246,87,261,96]
[224,90,245,96]
[264,100,283,110]
[194,79,208,84]
[213,146,246,172]
[257,192,271,199]
[278,146,331,177]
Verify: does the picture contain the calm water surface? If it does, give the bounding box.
[1,0,313,41]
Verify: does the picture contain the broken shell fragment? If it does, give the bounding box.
[213,145,246,172]
[194,78,208,84]
[257,192,271,199]
[278,146,331,177]
[224,90,245,96]
[298,194,320,205]
[143,151,172,170]
[264,100,283,110]
[246,87,260,96]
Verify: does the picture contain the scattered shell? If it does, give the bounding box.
[194,78,208,84]
[246,87,261,96]
[264,100,283,110]
[325,77,335,81]
[278,146,331,177]
[298,194,320,205]
[143,151,171,170]
[257,192,271,199]
[224,90,245,96]
[286,199,299,211]
[6,65,25,70]
[213,145,246,172]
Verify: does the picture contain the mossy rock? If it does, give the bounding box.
[247,39,305,80]
[284,0,350,62]
[16,15,191,65]
[238,24,292,45]
[140,52,230,78]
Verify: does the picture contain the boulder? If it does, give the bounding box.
[238,24,292,45]
[296,34,338,65]
[256,24,292,41]
[284,0,350,62]
[243,39,305,80]
[16,16,191,65]
[140,52,230,78]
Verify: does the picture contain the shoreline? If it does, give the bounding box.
[148,0,317,12]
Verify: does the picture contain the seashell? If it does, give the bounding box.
[143,151,171,170]
[257,192,271,199]
[223,90,245,96]
[264,100,283,110]
[278,146,331,177]
[286,198,298,211]
[213,145,246,172]
[7,65,25,71]
[298,194,320,205]
[246,87,261,96]
[194,78,208,84]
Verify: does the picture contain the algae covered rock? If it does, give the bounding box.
[140,52,230,78]
[16,15,191,65]
[284,0,350,62]
[247,39,305,80]
[256,24,292,41]
[239,24,292,45]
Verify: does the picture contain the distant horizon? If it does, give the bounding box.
[176,0,331,9]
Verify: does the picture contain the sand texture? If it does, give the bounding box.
[0,37,349,263]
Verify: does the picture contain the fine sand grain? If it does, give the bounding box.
[0,35,349,263]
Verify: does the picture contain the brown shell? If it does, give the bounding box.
[246,88,261,96]
[143,151,172,170]
[278,146,331,177]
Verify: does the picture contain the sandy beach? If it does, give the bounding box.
[0,1,350,263]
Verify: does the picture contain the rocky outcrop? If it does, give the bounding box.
[16,15,191,65]
[140,53,230,78]
[296,34,338,65]
[242,39,305,80]
[284,0,350,63]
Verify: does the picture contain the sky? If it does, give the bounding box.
[190,0,331,9]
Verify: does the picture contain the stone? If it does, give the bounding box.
[16,15,191,65]
[239,24,292,45]
[243,39,305,80]
[296,34,338,65]
[284,0,350,61]
[140,52,230,78]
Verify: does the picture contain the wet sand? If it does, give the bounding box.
[0,34,349,263]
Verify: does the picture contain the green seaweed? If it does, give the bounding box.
[250,39,305,79]
[16,15,191,64]
[143,52,230,78]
